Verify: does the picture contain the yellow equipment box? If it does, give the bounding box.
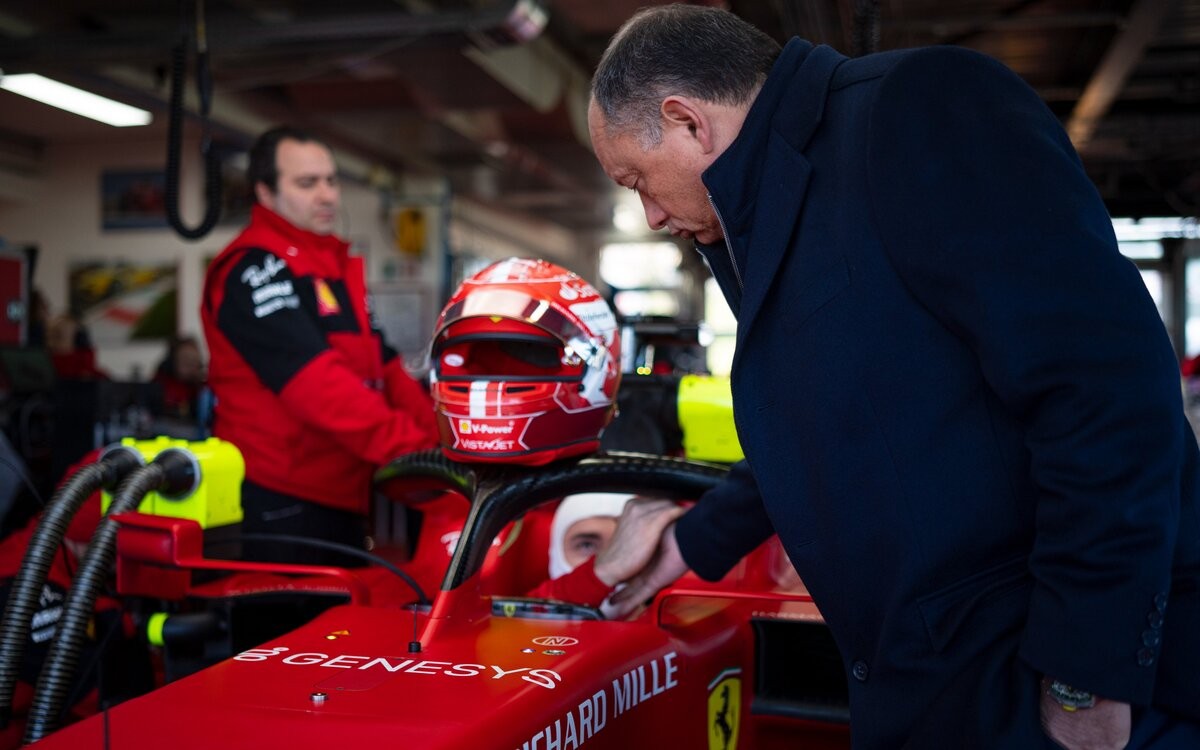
[101,436,244,528]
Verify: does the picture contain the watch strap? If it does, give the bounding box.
[1047,679,1096,712]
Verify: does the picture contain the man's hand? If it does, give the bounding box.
[602,518,690,618]
[1040,680,1131,750]
[593,498,686,587]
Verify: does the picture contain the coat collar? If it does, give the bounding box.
[701,40,845,338]
[703,39,816,236]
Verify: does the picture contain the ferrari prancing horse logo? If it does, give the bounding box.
[707,669,741,750]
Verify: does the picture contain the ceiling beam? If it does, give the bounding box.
[1067,0,1176,150]
[0,3,532,67]
[889,10,1121,37]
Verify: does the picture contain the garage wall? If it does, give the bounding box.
[0,137,422,378]
[0,134,596,380]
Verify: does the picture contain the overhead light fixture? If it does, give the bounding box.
[471,0,548,48]
[500,0,548,43]
[0,72,152,127]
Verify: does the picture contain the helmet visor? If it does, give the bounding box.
[435,336,580,381]
[436,288,609,371]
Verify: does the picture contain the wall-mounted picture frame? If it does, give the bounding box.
[100,170,169,230]
[68,261,177,346]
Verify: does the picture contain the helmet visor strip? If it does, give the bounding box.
[435,288,606,371]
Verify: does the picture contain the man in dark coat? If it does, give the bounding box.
[589,5,1200,749]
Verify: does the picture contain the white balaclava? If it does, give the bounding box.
[548,493,634,579]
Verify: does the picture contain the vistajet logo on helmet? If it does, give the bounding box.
[452,416,528,453]
[430,258,622,466]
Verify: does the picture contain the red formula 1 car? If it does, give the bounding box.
[30,449,850,750]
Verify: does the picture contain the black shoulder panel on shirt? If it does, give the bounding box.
[216,247,330,393]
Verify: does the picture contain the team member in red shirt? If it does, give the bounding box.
[202,126,437,565]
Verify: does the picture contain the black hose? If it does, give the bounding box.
[374,449,478,502]
[0,448,141,729]
[165,0,222,240]
[851,0,880,57]
[157,612,223,646]
[24,450,195,744]
[209,533,431,606]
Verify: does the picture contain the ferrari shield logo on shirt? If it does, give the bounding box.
[314,278,341,316]
[707,669,741,750]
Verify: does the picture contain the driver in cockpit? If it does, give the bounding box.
[526,493,683,614]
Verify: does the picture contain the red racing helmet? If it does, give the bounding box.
[430,258,621,465]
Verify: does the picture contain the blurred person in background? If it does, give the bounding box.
[46,315,106,381]
[153,335,205,421]
[201,126,437,566]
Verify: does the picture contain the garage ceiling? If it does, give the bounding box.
[0,0,1197,238]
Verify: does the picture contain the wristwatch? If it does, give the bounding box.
[1046,679,1096,712]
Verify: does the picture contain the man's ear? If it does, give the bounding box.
[661,96,715,153]
[253,181,274,207]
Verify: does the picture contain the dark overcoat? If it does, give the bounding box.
[675,39,1200,748]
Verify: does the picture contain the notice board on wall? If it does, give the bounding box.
[370,283,430,368]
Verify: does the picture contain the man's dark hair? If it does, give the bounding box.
[591,5,781,146]
[246,125,330,198]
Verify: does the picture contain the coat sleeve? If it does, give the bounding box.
[215,248,438,466]
[674,460,774,581]
[867,47,1182,704]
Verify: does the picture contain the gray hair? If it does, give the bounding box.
[591,5,781,146]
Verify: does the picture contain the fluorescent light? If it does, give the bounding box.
[600,242,682,289]
[1112,216,1199,241]
[0,73,152,127]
